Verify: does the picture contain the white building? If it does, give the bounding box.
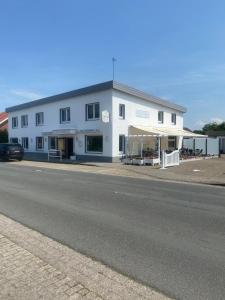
[6,81,193,162]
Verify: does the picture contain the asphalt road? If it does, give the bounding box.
[0,163,225,300]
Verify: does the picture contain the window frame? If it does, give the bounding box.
[158,111,164,124]
[60,107,71,124]
[119,104,125,119]
[85,135,103,153]
[48,137,58,150]
[171,113,176,125]
[86,102,100,121]
[21,115,28,128]
[119,135,126,153]
[21,137,29,150]
[36,136,44,151]
[12,117,18,129]
[36,112,44,126]
[168,136,177,150]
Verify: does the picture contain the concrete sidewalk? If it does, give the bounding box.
[8,157,225,186]
[0,214,170,300]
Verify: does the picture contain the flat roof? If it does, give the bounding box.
[6,80,187,113]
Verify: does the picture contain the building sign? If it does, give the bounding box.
[136,110,150,119]
[102,110,110,123]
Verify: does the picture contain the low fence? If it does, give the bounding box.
[161,150,180,168]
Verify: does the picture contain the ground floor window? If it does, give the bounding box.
[36,136,44,150]
[48,137,57,150]
[119,135,126,153]
[168,136,177,150]
[21,137,29,149]
[10,137,18,143]
[86,135,103,153]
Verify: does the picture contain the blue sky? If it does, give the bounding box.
[0,0,225,129]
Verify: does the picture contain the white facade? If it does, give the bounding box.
[6,81,186,162]
[111,90,183,158]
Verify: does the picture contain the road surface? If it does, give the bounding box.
[0,162,224,300]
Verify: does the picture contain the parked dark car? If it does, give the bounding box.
[0,143,24,161]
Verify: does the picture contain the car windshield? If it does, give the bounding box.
[7,144,22,151]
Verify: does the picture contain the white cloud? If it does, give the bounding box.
[195,117,224,129]
[10,89,43,100]
[210,117,224,124]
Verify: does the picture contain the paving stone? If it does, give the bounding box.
[0,213,171,300]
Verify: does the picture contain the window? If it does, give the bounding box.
[86,103,100,120]
[119,135,125,153]
[10,137,18,143]
[171,113,176,125]
[86,135,103,152]
[36,137,44,150]
[168,136,177,150]
[60,107,70,123]
[12,117,18,129]
[119,104,125,119]
[158,111,164,123]
[48,137,57,150]
[21,137,29,149]
[36,112,44,126]
[21,115,28,128]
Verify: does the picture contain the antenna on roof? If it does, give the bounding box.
[112,57,117,80]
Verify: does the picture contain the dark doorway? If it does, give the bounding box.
[65,138,74,159]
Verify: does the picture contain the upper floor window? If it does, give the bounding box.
[36,136,44,150]
[86,103,100,120]
[171,113,176,125]
[158,111,164,123]
[119,104,125,119]
[60,107,70,123]
[21,137,29,149]
[12,117,18,129]
[36,112,44,126]
[21,115,28,128]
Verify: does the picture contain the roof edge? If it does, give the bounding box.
[6,80,186,113]
[112,81,187,113]
[6,81,113,113]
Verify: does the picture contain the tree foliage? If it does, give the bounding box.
[0,129,8,143]
[202,122,225,133]
[194,122,225,134]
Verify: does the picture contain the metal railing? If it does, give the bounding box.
[48,149,62,161]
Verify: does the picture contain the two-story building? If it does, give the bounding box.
[6,80,195,162]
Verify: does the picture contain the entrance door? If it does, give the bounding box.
[65,138,74,159]
[57,138,65,157]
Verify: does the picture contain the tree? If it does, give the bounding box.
[196,122,225,134]
[0,129,8,143]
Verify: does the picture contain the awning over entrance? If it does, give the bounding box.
[42,128,100,136]
[128,125,206,137]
